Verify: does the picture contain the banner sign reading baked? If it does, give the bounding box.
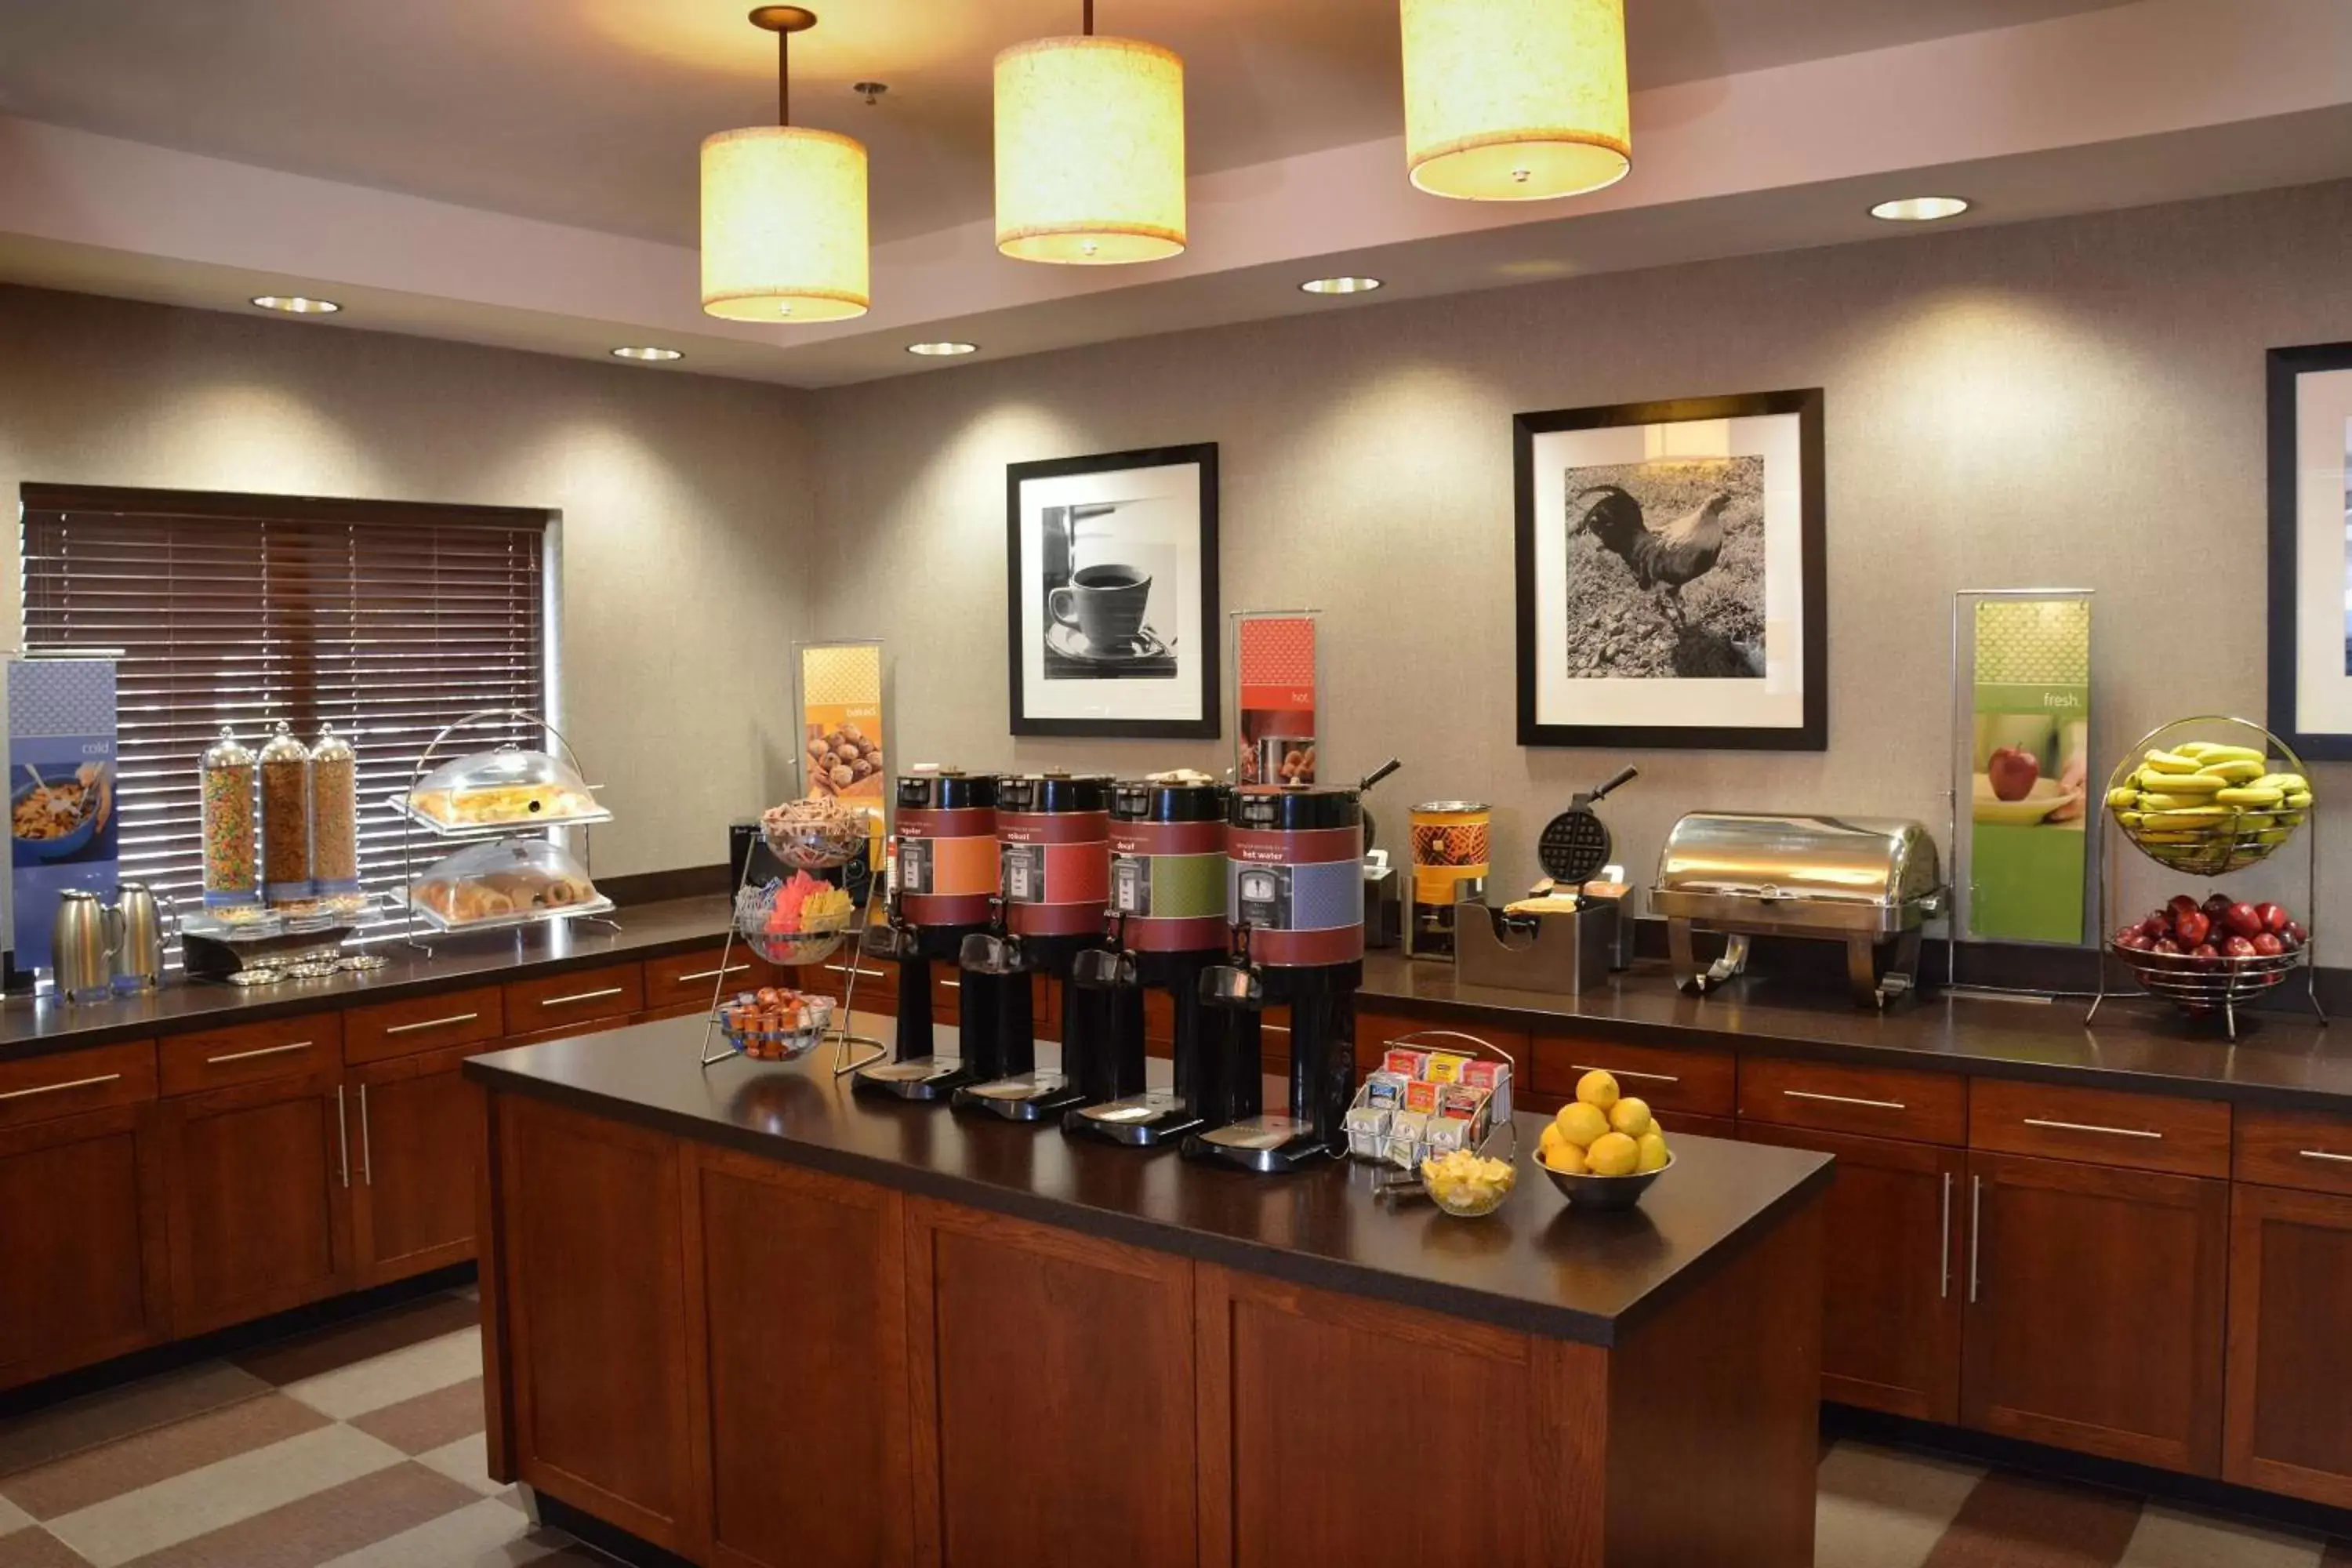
[1234,611,1319,786]
[1965,595,2092,944]
[7,656,119,974]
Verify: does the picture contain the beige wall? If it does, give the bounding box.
[809,180,2352,933]
[0,286,815,878]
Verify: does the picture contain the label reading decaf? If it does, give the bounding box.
[1111,853,1151,916]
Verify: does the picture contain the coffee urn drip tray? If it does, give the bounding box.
[1182,1114,1334,1174]
[953,1071,1085,1122]
[1065,1088,1201,1146]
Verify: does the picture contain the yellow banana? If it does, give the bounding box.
[2216,786,2285,808]
[2198,760,2265,784]
[2140,749,2202,774]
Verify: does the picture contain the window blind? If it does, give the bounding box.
[19,485,553,918]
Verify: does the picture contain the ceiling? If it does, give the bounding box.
[0,0,2140,245]
[0,0,2342,387]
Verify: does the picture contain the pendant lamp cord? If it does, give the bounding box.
[1083,0,1094,35]
[778,27,790,126]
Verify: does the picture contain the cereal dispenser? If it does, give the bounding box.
[851,768,999,1102]
[200,727,260,912]
[1183,780,1369,1174]
[256,720,313,906]
[953,772,1114,1122]
[1065,774,1230,1146]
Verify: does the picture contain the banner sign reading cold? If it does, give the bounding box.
[1967,598,2091,944]
[8,658,120,974]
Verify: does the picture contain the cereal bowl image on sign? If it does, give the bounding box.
[1008,444,1219,739]
[1515,391,1825,750]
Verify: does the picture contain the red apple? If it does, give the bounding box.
[2139,913,2168,940]
[2172,910,2212,947]
[2252,932,2285,956]
[2204,893,2234,920]
[2153,937,2184,955]
[2167,894,2203,922]
[1987,746,2041,802]
[2281,927,2306,953]
[2190,942,2220,968]
[2223,935,2259,958]
[2285,920,2310,946]
[2222,902,2266,939]
[2118,932,2154,952]
[2258,902,2291,934]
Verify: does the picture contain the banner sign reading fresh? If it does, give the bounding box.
[1967,598,2091,943]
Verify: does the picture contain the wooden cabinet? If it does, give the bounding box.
[161,1014,340,1097]
[506,963,645,1040]
[346,985,505,1065]
[1969,1078,2229,1178]
[2224,1183,2352,1507]
[684,1147,911,1568]
[160,1062,354,1336]
[1740,1055,1967,1145]
[2233,1105,2352,1197]
[0,1038,157,1129]
[1741,1123,1964,1422]
[1531,1033,1737,1120]
[643,945,776,1016]
[496,1094,697,1555]
[0,1101,171,1389]
[1961,1151,2227,1474]
[905,1199,1196,1568]
[348,1041,484,1286]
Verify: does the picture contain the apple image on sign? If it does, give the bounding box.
[1986,746,2041,803]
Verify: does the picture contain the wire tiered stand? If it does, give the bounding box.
[698,803,887,1075]
[2087,716,2325,1042]
[383,708,618,953]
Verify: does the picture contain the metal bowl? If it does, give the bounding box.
[2107,939,2304,1014]
[2100,717,2310,877]
[1537,1149,1674,1210]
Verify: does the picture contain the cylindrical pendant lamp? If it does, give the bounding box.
[702,6,870,321]
[994,4,1185,265]
[1401,0,1631,201]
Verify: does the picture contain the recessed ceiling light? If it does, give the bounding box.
[1869,196,1970,223]
[249,294,340,314]
[1299,275,1383,296]
[906,341,978,357]
[610,346,684,361]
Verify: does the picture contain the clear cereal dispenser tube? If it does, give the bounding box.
[310,723,361,896]
[200,726,260,910]
[258,720,314,904]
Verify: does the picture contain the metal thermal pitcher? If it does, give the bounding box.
[51,889,116,1004]
[109,882,169,994]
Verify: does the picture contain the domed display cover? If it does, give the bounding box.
[390,746,608,833]
[403,837,612,931]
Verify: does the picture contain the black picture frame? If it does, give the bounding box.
[2267,340,2352,760]
[1006,442,1220,739]
[1513,388,1828,750]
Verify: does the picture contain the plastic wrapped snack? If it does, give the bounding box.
[398,746,603,830]
[406,837,607,930]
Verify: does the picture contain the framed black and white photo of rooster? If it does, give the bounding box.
[1513,389,1827,750]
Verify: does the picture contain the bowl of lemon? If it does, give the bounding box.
[1536,1069,1673,1210]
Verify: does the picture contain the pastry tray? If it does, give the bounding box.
[388,887,616,935]
[383,792,613,837]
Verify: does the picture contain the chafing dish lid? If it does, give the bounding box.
[1652,812,1940,906]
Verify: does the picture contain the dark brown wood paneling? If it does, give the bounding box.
[685,1147,911,1568]
[350,1040,486,1285]
[0,1038,156,1131]
[504,963,645,1033]
[499,1094,696,1555]
[642,943,779,1012]
[1662,1111,1739,1142]
[344,985,506,1065]
[1355,1009,1530,1080]
[0,1102,172,1390]
[1969,1078,2229,1178]
[1741,1123,1963,1421]
[160,1013,340,1097]
[160,1065,350,1336]
[906,1199,1194,1568]
[1532,1032,1738,1117]
[2234,1105,2352,1197]
[2225,1183,2352,1507]
[1739,1055,1967,1145]
[1962,1151,2227,1474]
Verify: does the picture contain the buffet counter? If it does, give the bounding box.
[466,1018,1831,1566]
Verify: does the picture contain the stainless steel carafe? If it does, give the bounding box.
[51,889,115,1004]
[109,882,168,994]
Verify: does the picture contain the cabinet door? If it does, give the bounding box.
[1740,1123,1963,1422]
[684,1146,911,1568]
[350,1043,482,1286]
[2223,1183,2352,1507]
[1961,1151,2225,1474]
[0,1102,172,1390]
[162,1065,353,1337]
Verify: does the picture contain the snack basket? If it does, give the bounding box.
[736,892,855,967]
[1356,1029,1521,1218]
[711,993,835,1062]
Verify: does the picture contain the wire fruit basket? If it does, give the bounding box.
[2105,942,2300,1014]
[711,992,835,1062]
[736,901,854,967]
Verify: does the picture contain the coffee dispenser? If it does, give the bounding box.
[851,769,998,1102]
[1065,775,1229,1147]
[953,773,1114,1122]
[1182,783,1366,1174]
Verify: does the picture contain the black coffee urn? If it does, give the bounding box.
[851,769,998,1102]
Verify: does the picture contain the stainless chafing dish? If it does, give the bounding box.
[1650,812,1944,1008]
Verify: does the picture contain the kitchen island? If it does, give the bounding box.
[466,1015,1832,1567]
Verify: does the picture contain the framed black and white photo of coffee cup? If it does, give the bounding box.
[2267,341,2352,759]
[1007,442,1219,739]
[1514,389,1827,750]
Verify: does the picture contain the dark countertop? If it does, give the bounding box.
[0,897,736,1062]
[1358,951,2352,1112]
[466,1017,1834,1348]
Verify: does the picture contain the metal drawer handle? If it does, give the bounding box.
[677,964,750,984]
[1784,1088,1907,1112]
[1940,1171,1953,1300]
[205,1040,313,1065]
[540,987,626,1008]
[0,1070,120,1102]
[1573,1063,1680,1085]
[2022,1116,2161,1140]
[359,1084,373,1186]
[336,1084,350,1189]
[2299,1149,2352,1165]
[385,1011,481,1036]
[1969,1174,1984,1304]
